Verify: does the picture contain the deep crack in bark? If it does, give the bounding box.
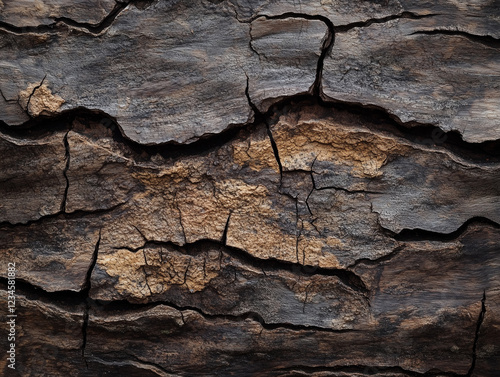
[334,12,437,33]
[61,131,70,212]
[25,75,46,116]
[0,1,131,36]
[0,202,125,229]
[81,231,101,362]
[467,291,487,377]
[1,94,500,164]
[113,238,368,295]
[392,216,500,242]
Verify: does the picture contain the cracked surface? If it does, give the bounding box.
[0,0,117,28]
[322,17,500,143]
[1,0,500,376]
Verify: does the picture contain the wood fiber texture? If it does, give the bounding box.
[0,0,499,376]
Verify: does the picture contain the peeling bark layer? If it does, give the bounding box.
[0,0,499,376]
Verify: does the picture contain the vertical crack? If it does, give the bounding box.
[81,231,101,364]
[61,131,71,212]
[467,290,487,377]
[142,249,153,296]
[222,211,232,245]
[305,155,318,216]
[311,18,334,97]
[244,72,283,179]
[266,125,283,180]
[25,75,46,116]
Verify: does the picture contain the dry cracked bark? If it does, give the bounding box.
[0,0,499,376]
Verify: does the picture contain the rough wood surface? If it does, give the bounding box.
[0,0,499,376]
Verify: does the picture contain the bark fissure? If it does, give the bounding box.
[0,1,131,36]
[392,216,500,242]
[112,238,368,294]
[266,125,284,179]
[61,131,70,212]
[81,232,101,361]
[0,202,125,229]
[348,245,406,269]
[2,96,499,164]
[0,277,358,333]
[466,291,487,377]
[114,239,368,294]
[412,30,500,49]
[25,75,46,116]
[334,12,437,33]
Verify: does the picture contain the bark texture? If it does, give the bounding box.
[0,0,499,376]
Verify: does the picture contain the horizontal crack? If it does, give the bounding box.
[392,216,500,242]
[2,93,500,168]
[314,185,384,195]
[347,245,406,269]
[0,202,126,229]
[317,95,500,163]
[0,278,354,333]
[114,238,369,295]
[412,30,500,49]
[0,1,130,36]
[335,12,437,33]
[466,291,487,377]
[96,298,358,333]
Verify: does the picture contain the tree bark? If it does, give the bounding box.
[1,1,499,376]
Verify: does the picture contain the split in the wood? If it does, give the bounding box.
[0,1,132,36]
[334,11,436,33]
[412,30,500,49]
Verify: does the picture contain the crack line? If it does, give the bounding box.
[412,30,500,49]
[466,290,487,377]
[335,12,437,33]
[61,131,70,212]
[0,202,126,229]
[112,238,368,295]
[81,230,101,364]
[0,1,131,36]
[391,216,500,242]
